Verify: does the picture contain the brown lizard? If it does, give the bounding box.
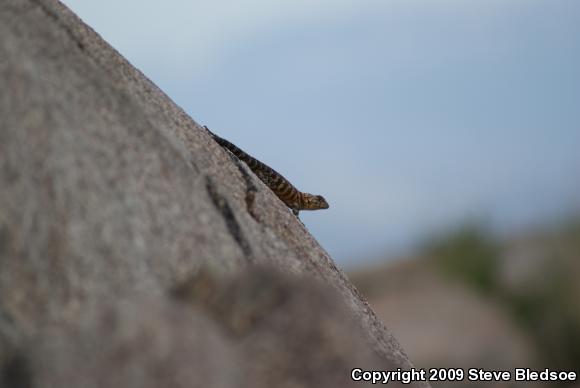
[205,126,329,216]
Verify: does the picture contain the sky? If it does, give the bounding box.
[62,0,580,267]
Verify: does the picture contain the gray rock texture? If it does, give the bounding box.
[0,0,426,386]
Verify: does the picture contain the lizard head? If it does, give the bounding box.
[301,193,329,211]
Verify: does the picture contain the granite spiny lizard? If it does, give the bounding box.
[205,126,329,216]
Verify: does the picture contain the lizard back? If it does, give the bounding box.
[205,126,303,210]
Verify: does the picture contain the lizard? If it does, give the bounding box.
[205,126,329,216]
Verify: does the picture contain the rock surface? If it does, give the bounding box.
[0,0,425,386]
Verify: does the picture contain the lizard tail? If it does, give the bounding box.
[204,126,243,157]
[203,125,219,140]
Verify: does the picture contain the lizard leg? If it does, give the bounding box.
[292,208,305,226]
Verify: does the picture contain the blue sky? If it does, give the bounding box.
[62,0,580,266]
